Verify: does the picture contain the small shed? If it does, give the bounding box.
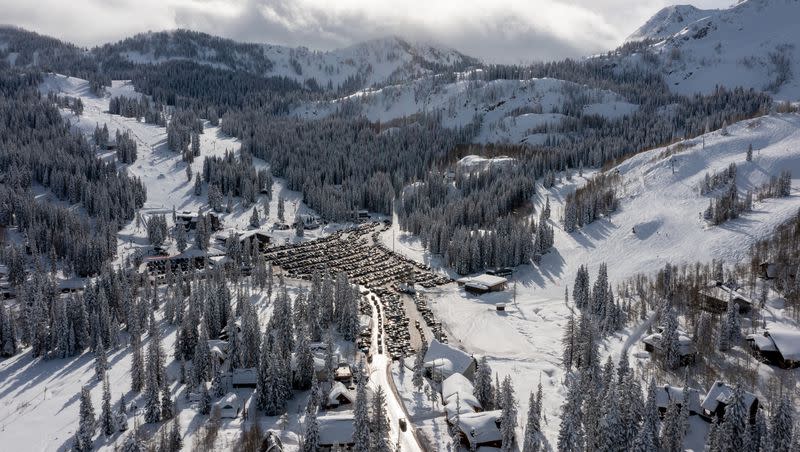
[700,381,759,424]
[216,393,241,419]
[746,329,800,368]
[496,303,506,311]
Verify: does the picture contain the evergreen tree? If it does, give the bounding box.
[631,378,660,452]
[75,386,96,452]
[353,365,371,452]
[557,373,584,452]
[474,356,494,410]
[371,386,392,452]
[561,310,576,371]
[522,384,542,452]
[130,327,145,393]
[250,206,260,228]
[169,416,183,451]
[199,384,211,415]
[161,384,174,420]
[500,376,518,451]
[302,407,320,452]
[101,375,117,437]
[95,340,108,381]
[769,394,794,452]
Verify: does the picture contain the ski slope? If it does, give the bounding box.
[380,112,800,446]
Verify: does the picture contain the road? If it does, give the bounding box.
[365,290,424,452]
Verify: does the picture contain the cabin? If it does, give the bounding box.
[260,431,284,452]
[326,381,356,409]
[642,329,697,366]
[455,410,503,449]
[746,329,800,369]
[423,339,476,381]
[318,413,355,450]
[699,283,753,314]
[700,381,759,424]
[655,385,702,416]
[216,393,241,419]
[457,274,508,294]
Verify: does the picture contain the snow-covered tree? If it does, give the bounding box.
[474,356,494,410]
[500,376,518,451]
[101,375,117,437]
[75,386,96,452]
[353,365,371,452]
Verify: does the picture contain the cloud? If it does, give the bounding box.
[0,0,733,62]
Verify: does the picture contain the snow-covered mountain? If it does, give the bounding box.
[97,30,479,91]
[626,0,800,99]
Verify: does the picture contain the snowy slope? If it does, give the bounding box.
[295,75,637,144]
[626,0,800,100]
[380,112,800,446]
[99,31,478,92]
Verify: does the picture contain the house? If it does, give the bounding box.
[318,413,355,449]
[455,410,503,449]
[423,339,476,381]
[700,381,759,424]
[655,385,702,416]
[642,329,697,366]
[326,381,356,408]
[260,431,284,452]
[699,283,753,313]
[216,393,241,419]
[456,274,508,294]
[746,329,800,368]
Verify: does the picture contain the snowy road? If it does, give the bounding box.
[365,291,423,452]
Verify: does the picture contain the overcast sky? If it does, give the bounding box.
[2,0,733,63]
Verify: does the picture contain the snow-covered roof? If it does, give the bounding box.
[655,385,702,414]
[457,410,502,447]
[327,381,355,406]
[701,381,757,413]
[424,339,474,379]
[318,413,355,445]
[230,368,258,385]
[457,274,507,288]
[216,393,240,410]
[442,373,474,400]
[701,284,753,305]
[747,329,800,360]
[642,330,696,355]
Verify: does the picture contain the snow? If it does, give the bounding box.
[294,77,637,144]
[423,339,474,380]
[700,381,757,413]
[627,0,800,100]
[759,328,800,360]
[456,410,502,446]
[316,412,355,446]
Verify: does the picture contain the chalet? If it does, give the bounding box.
[238,230,272,250]
[455,410,503,449]
[456,274,508,294]
[700,381,759,424]
[746,329,800,368]
[655,385,702,416]
[423,339,476,381]
[260,432,284,452]
[642,329,697,366]
[176,211,222,231]
[318,413,355,450]
[216,393,241,419]
[326,381,356,408]
[699,283,753,314]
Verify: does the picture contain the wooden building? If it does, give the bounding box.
[746,329,800,368]
[700,381,759,424]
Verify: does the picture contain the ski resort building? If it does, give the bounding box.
[456,274,508,294]
[746,329,800,368]
[442,373,482,420]
[699,283,753,313]
[216,393,241,419]
[700,381,759,424]
[423,339,476,381]
[326,381,356,409]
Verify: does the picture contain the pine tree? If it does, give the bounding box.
[746,144,753,162]
[101,375,117,437]
[661,307,681,370]
[561,309,576,371]
[474,356,494,410]
[353,365,371,452]
[522,385,542,452]
[769,394,794,452]
[302,407,320,452]
[277,196,285,222]
[412,345,426,392]
[130,328,145,393]
[557,373,584,452]
[295,323,314,390]
[75,386,96,452]
[161,384,174,420]
[500,376,518,451]
[116,393,128,432]
[371,386,392,452]
[631,378,660,452]
[199,383,211,415]
[95,339,108,381]
[169,415,183,451]
[250,206,260,228]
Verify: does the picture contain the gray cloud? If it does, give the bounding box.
[1,0,732,62]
